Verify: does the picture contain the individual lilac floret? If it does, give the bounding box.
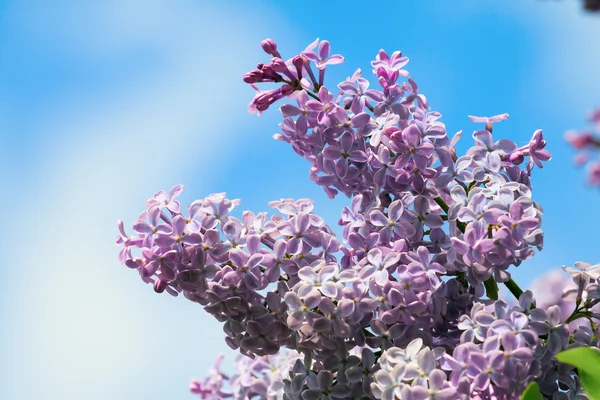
[368,199,416,243]
[466,351,508,391]
[338,70,382,114]
[357,248,400,285]
[302,39,345,71]
[371,49,409,77]
[146,184,184,213]
[296,261,341,298]
[468,113,510,132]
[322,132,369,178]
[302,370,351,400]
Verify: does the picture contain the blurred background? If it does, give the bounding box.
[0,0,599,399]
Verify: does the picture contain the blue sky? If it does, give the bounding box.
[1,0,599,399]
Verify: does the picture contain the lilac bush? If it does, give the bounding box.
[584,0,600,11]
[565,108,600,186]
[117,38,600,399]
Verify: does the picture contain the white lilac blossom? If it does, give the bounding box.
[190,350,304,399]
[116,38,600,399]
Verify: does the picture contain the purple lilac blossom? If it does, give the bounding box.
[115,38,600,400]
[565,107,600,187]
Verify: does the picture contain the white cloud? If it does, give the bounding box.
[0,1,296,399]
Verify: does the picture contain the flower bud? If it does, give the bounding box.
[509,151,525,165]
[292,56,304,71]
[530,129,546,148]
[590,162,600,185]
[375,66,387,79]
[271,58,287,73]
[574,152,588,166]
[386,126,402,142]
[125,258,140,269]
[271,58,298,81]
[280,84,295,96]
[565,131,594,149]
[289,57,304,81]
[261,38,280,57]
[260,65,283,82]
[154,278,168,293]
[243,71,264,83]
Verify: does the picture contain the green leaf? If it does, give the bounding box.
[555,346,600,373]
[521,381,543,400]
[580,369,600,400]
[556,347,600,400]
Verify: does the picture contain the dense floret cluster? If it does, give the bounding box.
[117,38,600,399]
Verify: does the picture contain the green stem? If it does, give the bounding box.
[434,197,449,213]
[363,328,375,337]
[566,311,591,324]
[284,78,321,101]
[305,90,320,101]
[504,278,524,301]
[484,277,499,300]
[434,196,466,232]
[564,297,595,324]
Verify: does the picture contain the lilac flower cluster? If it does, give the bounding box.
[117,38,600,399]
[191,350,304,399]
[565,108,600,186]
